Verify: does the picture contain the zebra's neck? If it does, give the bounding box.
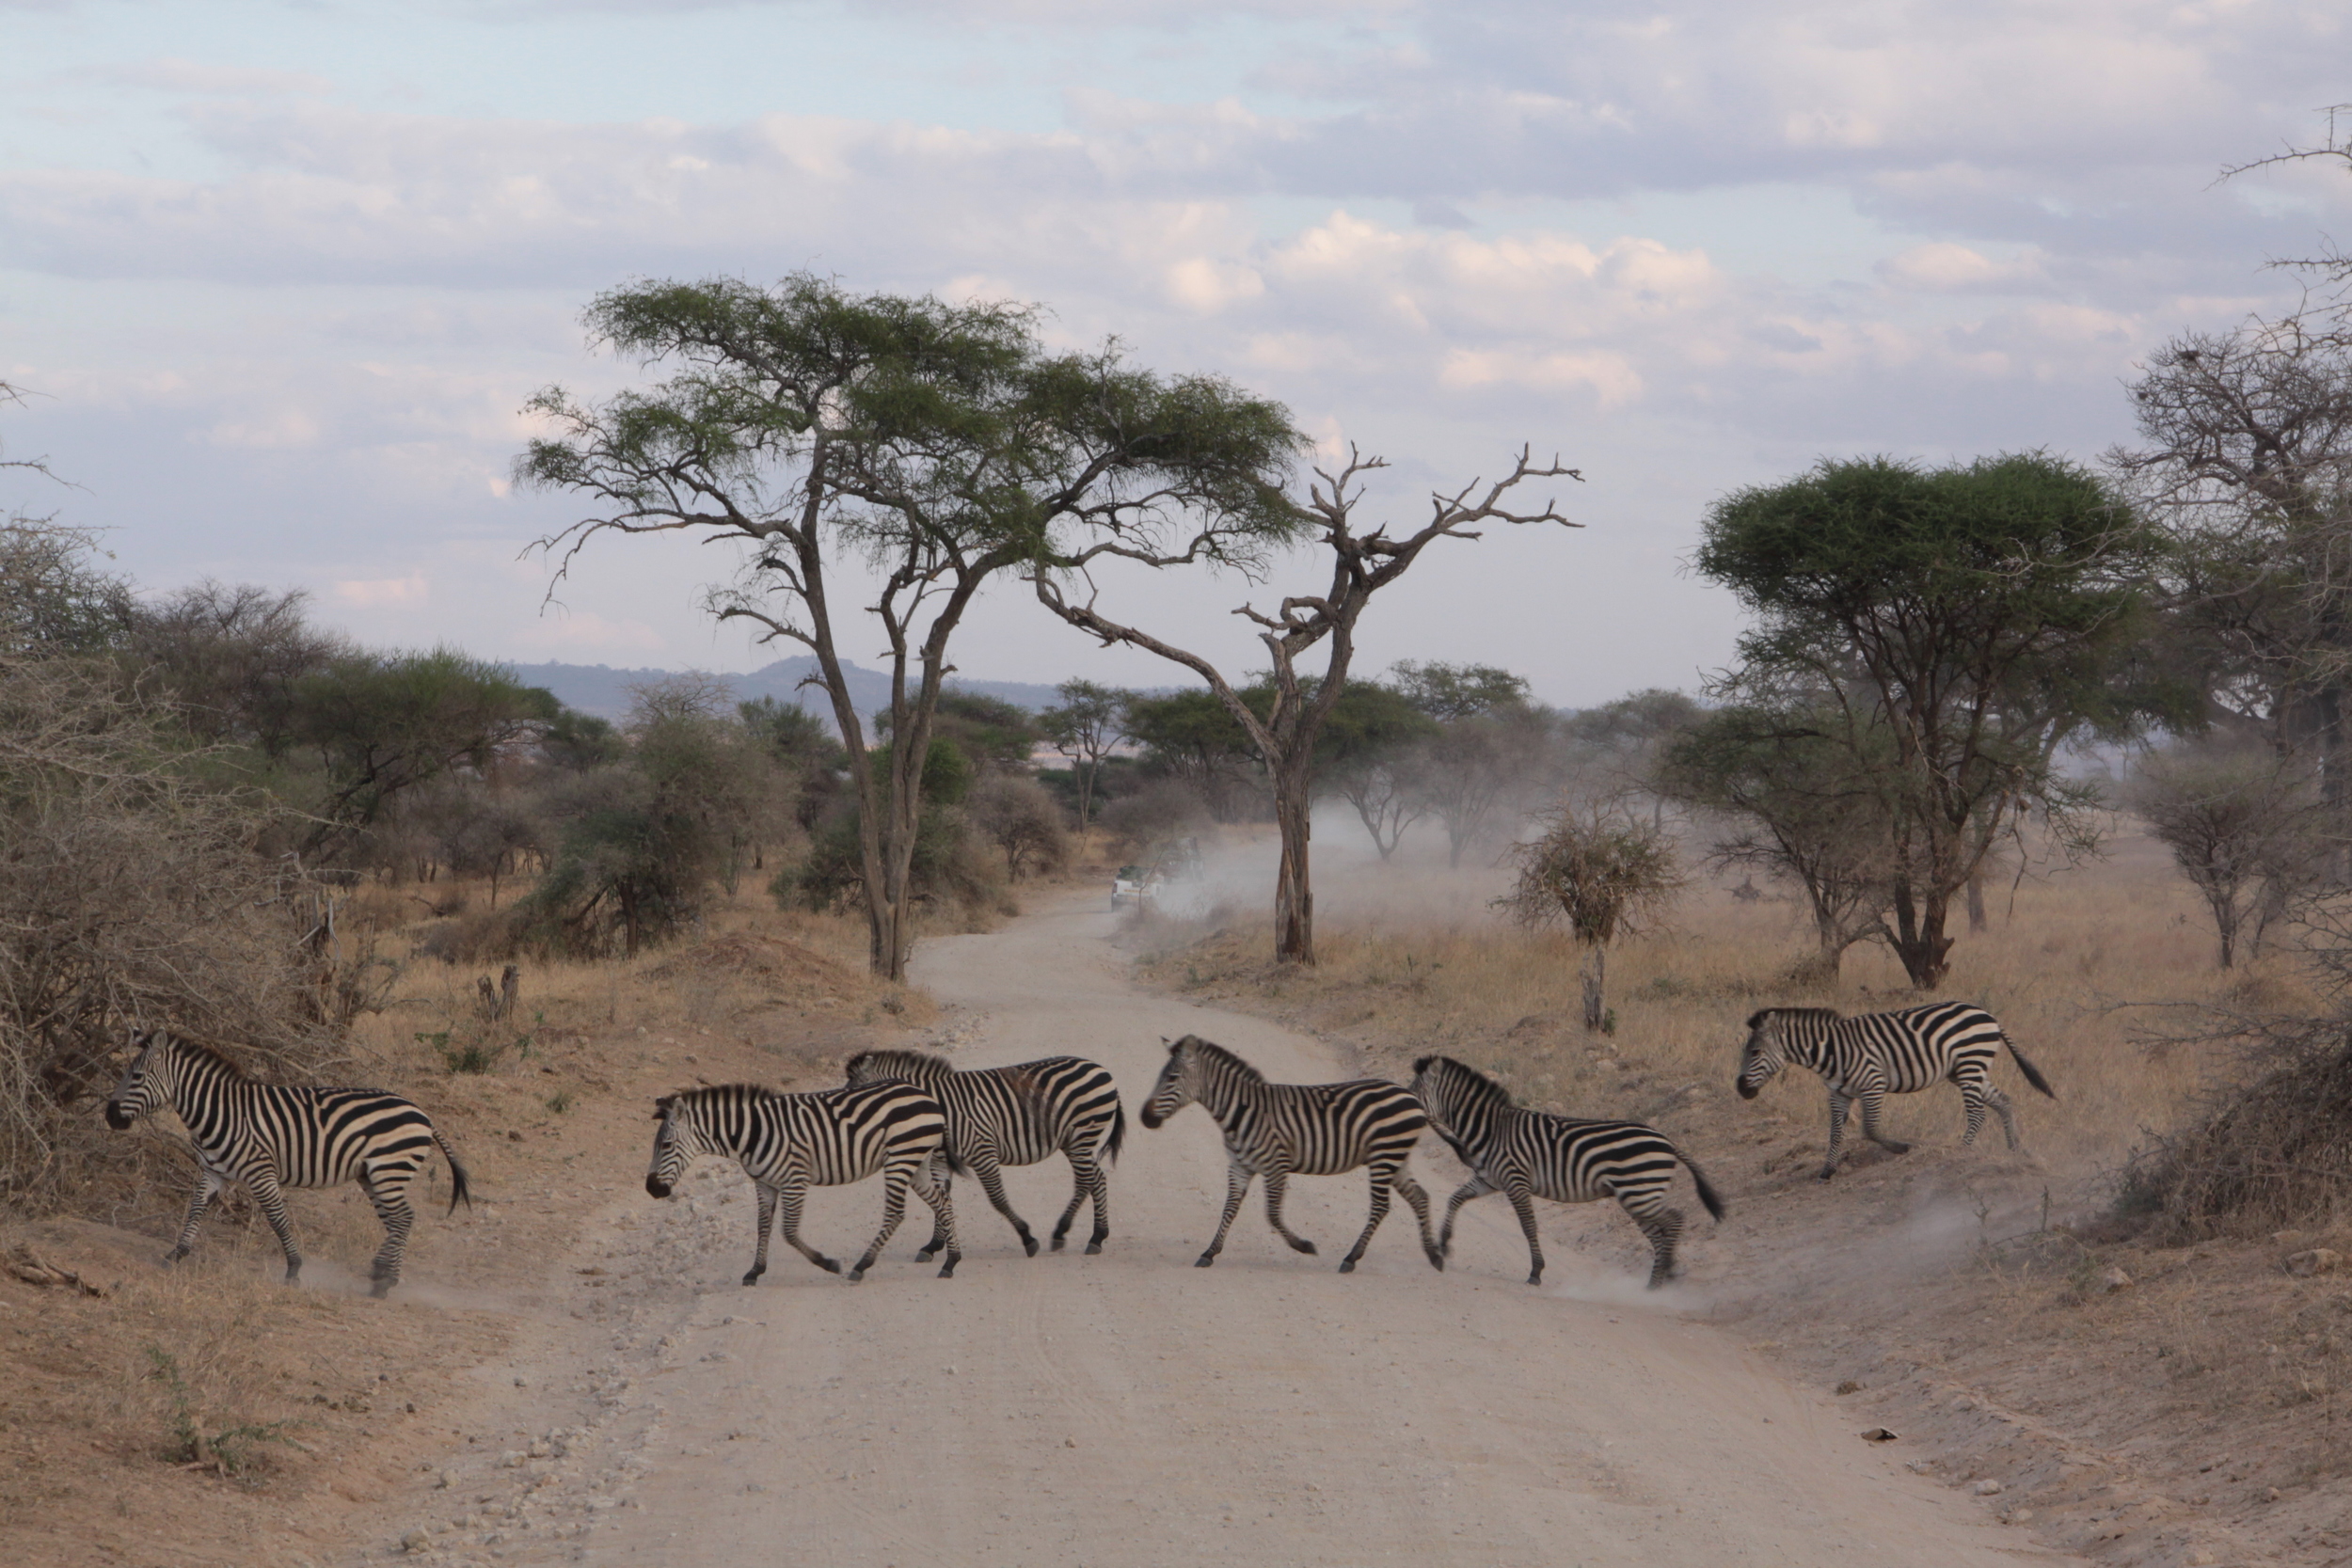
[1192,1061,1265,1127]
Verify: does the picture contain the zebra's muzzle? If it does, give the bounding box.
[645,1174,673,1199]
[103,1101,133,1130]
[1735,1079,1760,1101]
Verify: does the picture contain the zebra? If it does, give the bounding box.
[1411,1054,1724,1289]
[1736,1002,2058,1180]
[1139,1035,1440,1274]
[843,1049,1124,1258]
[103,1028,471,1298]
[644,1081,962,1282]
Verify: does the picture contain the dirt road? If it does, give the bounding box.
[442,893,2072,1568]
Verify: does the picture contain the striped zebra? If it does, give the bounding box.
[1411,1055,1724,1289]
[103,1028,471,1298]
[843,1049,1124,1258]
[644,1081,961,1282]
[1139,1035,1440,1273]
[1736,1002,2058,1180]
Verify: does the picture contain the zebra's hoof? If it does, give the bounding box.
[1021,1236,1040,1258]
[1194,1254,1216,1268]
[1882,1140,1913,1154]
[914,1247,938,1262]
[1288,1237,1317,1256]
[1084,1240,1103,1256]
[847,1265,868,1283]
[814,1257,841,1275]
[1815,1168,1837,1182]
[1526,1272,1543,1287]
[369,1282,392,1300]
[1050,1233,1069,1252]
[1424,1249,1446,1273]
[1337,1259,1357,1275]
[936,1253,961,1279]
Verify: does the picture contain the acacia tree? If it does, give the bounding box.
[1036,448,1579,964]
[1499,797,1681,1032]
[1392,660,1551,867]
[517,276,1298,978]
[1695,454,2177,990]
[1318,680,1438,861]
[1037,677,1132,836]
[2130,742,2323,969]
[1656,699,1897,979]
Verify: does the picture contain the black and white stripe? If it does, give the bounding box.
[844,1049,1125,1258]
[1411,1054,1724,1289]
[103,1028,472,1298]
[1139,1035,1439,1273]
[644,1081,961,1282]
[1737,1002,2058,1180]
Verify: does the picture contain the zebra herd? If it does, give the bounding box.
[98,1000,2057,1296]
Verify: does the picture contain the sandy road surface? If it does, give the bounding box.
[489,894,2073,1568]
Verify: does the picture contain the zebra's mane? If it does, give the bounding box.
[655,1084,772,1119]
[151,1031,254,1081]
[1414,1054,1516,1111]
[847,1048,949,1083]
[1748,1006,1842,1030]
[1179,1036,1263,1083]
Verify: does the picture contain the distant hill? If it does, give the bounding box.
[506,657,1070,724]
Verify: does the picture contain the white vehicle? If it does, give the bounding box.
[1109,865,1166,911]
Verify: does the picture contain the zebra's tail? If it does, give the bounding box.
[1683,1148,1727,1223]
[1100,1101,1127,1168]
[2005,1035,2058,1099]
[435,1128,474,1215]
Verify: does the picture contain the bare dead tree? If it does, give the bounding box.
[1036,445,1580,964]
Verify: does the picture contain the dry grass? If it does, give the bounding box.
[0,871,922,1566]
[1128,817,2352,1566]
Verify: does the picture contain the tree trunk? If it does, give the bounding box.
[1580,943,1607,1032]
[1965,867,1987,933]
[1888,881,1954,990]
[1273,766,1315,965]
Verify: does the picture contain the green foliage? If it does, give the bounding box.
[915,689,1040,772]
[143,1344,304,1478]
[1391,660,1533,721]
[520,803,712,958]
[1500,802,1683,949]
[1692,452,2183,988]
[775,800,999,916]
[539,707,623,771]
[416,1027,532,1075]
[294,647,553,844]
[1313,679,1438,768]
[866,736,973,807]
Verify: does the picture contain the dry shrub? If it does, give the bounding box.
[0,657,346,1212]
[2121,1022,2352,1239]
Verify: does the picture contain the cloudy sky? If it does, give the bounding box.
[3,1,2346,705]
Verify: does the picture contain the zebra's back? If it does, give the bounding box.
[758,1082,948,1187]
[216,1084,440,1187]
[1844,1002,2006,1091]
[1253,1079,1426,1176]
[958,1056,1120,1164]
[1503,1107,1688,1205]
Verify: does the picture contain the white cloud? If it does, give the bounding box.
[334,574,428,608]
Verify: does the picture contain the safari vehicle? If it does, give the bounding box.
[1110,836,1202,911]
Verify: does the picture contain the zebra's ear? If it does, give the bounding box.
[1162,1037,1175,1053]
[1412,1055,1435,1074]
[1744,1008,1770,1031]
[651,1094,675,1120]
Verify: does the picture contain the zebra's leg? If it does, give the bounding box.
[1337,1165,1394,1274]
[1818,1091,1851,1180]
[1439,1174,1496,1259]
[909,1154,962,1279]
[773,1175,841,1277]
[849,1161,917,1282]
[358,1166,418,1299]
[243,1166,304,1285]
[1958,1077,1990,1147]
[1053,1141,1110,1254]
[165,1170,226,1265]
[1856,1086,1911,1155]
[1392,1170,1443,1271]
[1197,1157,1253,1267]
[1503,1178,1546,1286]
[743,1180,780,1285]
[1981,1082,2023,1150]
[1622,1194,1687,1291]
[966,1147,1039,1258]
[1263,1165,1317,1256]
[914,1150,953,1262]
